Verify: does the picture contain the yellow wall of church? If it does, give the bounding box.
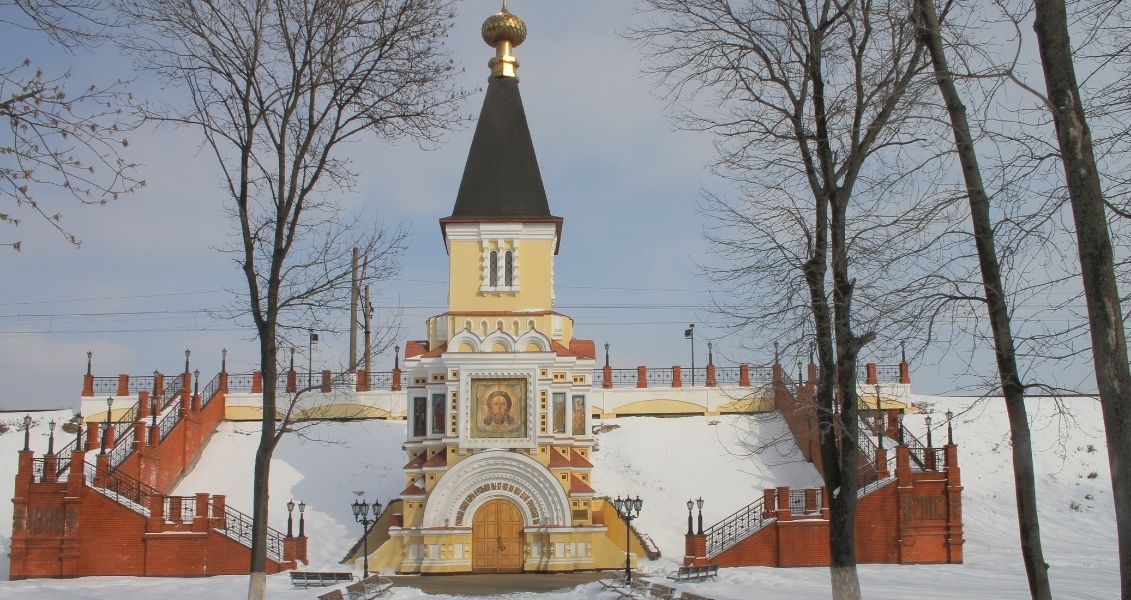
[447,239,554,312]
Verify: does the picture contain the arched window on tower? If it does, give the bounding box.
[504,250,514,286]
[489,250,498,287]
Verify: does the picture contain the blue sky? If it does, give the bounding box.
[0,1,1063,410]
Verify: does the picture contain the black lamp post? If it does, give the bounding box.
[101,397,113,454]
[351,497,383,578]
[875,385,884,450]
[925,415,933,448]
[221,348,228,373]
[308,330,319,388]
[696,497,704,535]
[299,500,306,537]
[686,499,694,535]
[194,369,200,396]
[613,495,643,584]
[73,411,82,449]
[185,349,191,374]
[946,410,954,445]
[685,325,695,385]
[22,414,31,452]
[287,499,296,538]
[604,343,610,368]
[47,419,56,456]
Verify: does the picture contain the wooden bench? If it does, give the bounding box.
[650,583,677,600]
[666,563,719,582]
[344,574,394,600]
[290,571,355,588]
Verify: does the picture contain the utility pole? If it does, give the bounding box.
[349,247,359,372]
[363,284,373,376]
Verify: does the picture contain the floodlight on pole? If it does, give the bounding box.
[684,324,695,386]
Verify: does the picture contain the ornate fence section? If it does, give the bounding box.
[85,461,160,512]
[704,496,771,559]
[211,500,285,562]
[163,496,197,524]
[368,370,392,390]
[200,374,221,409]
[643,368,673,387]
[160,375,183,409]
[158,397,183,441]
[91,377,119,396]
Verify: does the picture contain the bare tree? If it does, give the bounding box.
[1031,1,1131,596]
[913,1,1051,597]
[0,0,142,251]
[629,2,944,597]
[114,1,466,597]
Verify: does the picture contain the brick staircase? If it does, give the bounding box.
[683,363,963,568]
[8,369,306,579]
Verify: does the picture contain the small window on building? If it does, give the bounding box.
[504,250,514,286]
[489,251,498,287]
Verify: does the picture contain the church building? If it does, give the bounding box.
[366,4,631,574]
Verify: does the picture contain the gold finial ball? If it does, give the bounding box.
[481,7,527,49]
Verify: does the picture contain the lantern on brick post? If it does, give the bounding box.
[101,397,113,454]
[287,499,295,538]
[185,349,191,374]
[925,415,933,448]
[22,414,31,452]
[686,499,693,535]
[696,496,704,535]
[299,500,307,538]
[47,419,56,456]
[946,409,954,445]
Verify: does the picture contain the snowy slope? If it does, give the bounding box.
[0,397,1122,599]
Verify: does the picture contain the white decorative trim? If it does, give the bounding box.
[515,329,551,352]
[421,450,571,528]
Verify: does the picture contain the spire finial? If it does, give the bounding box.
[482,2,526,78]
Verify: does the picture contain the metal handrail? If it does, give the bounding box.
[53,436,80,477]
[644,368,673,387]
[704,496,773,559]
[91,377,119,396]
[226,373,255,393]
[158,397,183,441]
[163,496,197,524]
[85,460,160,513]
[210,500,286,562]
[200,374,221,409]
[367,370,392,390]
[875,364,902,383]
[161,375,184,409]
[108,427,136,472]
[126,376,156,395]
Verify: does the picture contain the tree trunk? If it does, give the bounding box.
[248,331,278,600]
[914,2,1051,598]
[1032,2,1131,597]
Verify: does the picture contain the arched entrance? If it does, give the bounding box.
[471,498,524,573]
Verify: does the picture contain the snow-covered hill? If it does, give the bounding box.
[0,396,1120,599]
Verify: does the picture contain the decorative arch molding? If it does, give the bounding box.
[449,329,482,353]
[613,398,706,415]
[481,329,517,353]
[421,450,570,529]
[514,329,551,353]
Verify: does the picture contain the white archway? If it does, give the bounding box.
[421,450,570,528]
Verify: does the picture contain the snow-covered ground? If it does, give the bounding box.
[0,396,1119,599]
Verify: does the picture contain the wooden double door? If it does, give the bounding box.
[471,498,525,573]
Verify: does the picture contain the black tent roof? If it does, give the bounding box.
[451,76,552,218]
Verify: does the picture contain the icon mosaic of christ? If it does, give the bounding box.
[470,378,527,438]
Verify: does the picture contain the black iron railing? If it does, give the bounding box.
[85,461,159,512]
[644,368,673,387]
[126,376,156,395]
[368,370,392,390]
[163,496,197,524]
[704,496,772,559]
[876,364,902,383]
[31,458,46,483]
[683,367,708,386]
[211,500,285,563]
[226,373,255,393]
[200,374,221,409]
[161,375,184,409]
[909,447,946,472]
[108,429,136,472]
[53,436,80,477]
[91,377,119,396]
[158,397,183,441]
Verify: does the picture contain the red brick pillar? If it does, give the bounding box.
[251,371,262,393]
[321,370,332,393]
[739,364,750,387]
[147,495,165,532]
[762,488,776,518]
[807,363,818,384]
[357,369,369,392]
[116,374,129,397]
[945,444,964,563]
[804,488,818,514]
[899,361,911,384]
[296,535,309,565]
[886,410,901,439]
[672,366,682,388]
[602,365,612,389]
[137,390,150,422]
[194,493,211,532]
[866,363,878,385]
[876,447,889,479]
[895,446,912,487]
[42,454,58,483]
[133,420,145,450]
[392,368,402,391]
[85,422,99,451]
[284,536,297,563]
[181,372,192,403]
[683,534,707,566]
[102,423,116,453]
[286,369,297,393]
[211,495,227,530]
[67,449,86,495]
[93,452,110,489]
[775,487,792,521]
[706,364,717,387]
[154,372,164,402]
[82,373,94,397]
[636,366,647,388]
[219,371,229,393]
[821,487,831,519]
[9,450,34,579]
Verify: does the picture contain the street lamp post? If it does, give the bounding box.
[926,415,933,448]
[684,324,695,386]
[299,501,306,537]
[686,499,694,535]
[946,410,954,445]
[47,420,56,455]
[696,497,704,535]
[101,397,113,454]
[287,499,295,538]
[22,414,31,452]
[613,495,643,584]
[351,497,383,579]
[308,330,319,388]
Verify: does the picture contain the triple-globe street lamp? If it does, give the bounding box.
[613,495,643,583]
[351,498,383,578]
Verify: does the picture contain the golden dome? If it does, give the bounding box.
[481,7,527,48]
